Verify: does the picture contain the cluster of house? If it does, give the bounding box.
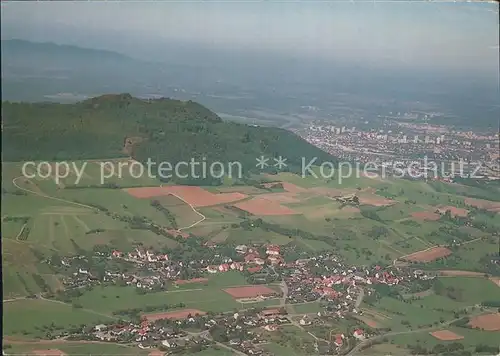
[112,249,170,262]
[60,302,372,356]
[214,309,291,355]
[283,254,436,318]
[238,244,284,268]
[85,321,210,352]
[68,307,295,355]
[229,339,272,356]
[56,244,435,309]
[53,255,100,290]
[58,248,202,291]
[175,244,283,275]
[49,245,436,355]
[329,328,365,351]
[56,250,175,291]
[53,243,306,294]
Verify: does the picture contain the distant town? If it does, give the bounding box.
[293,111,499,181]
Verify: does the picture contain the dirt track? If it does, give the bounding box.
[402,246,452,263]
[125,185,247,207]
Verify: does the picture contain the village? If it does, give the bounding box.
[39,241,439,355]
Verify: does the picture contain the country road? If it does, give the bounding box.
[355,288,364,309]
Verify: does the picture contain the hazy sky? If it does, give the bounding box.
[1,1,498,77]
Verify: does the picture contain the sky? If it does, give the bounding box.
[1,1,499,78]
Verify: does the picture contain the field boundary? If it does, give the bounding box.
[12,176,205,234]
[12,176,96,211]
[159,184,206,230]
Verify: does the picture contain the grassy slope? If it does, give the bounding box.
[4,299,115,337]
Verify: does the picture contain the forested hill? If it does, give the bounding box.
[2,94,335,184]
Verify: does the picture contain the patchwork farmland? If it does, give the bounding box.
[3,160,500,355]
[125,185,247,207]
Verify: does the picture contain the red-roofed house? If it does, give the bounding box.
[326,275,342,286]
[341,277,351,285]
[219,264,230,272]
[334,334,344,347]
[263,324,278,331]
[254,258,265,265]
[112,250,122,258]
[268,255,283,265]
[313,287,323,295]
[313,287,340,299]
[323,287,340,298]
[266,245,280,256]
[244,254,258,263]
[230,262,243,271]
[353,329,365,340]
[247,266,263,274]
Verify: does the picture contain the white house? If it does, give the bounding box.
[353,329,365,340]
[161,340,175,348]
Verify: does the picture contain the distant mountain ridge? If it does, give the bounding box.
[1,39,167,102]
[1,39,135,62]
